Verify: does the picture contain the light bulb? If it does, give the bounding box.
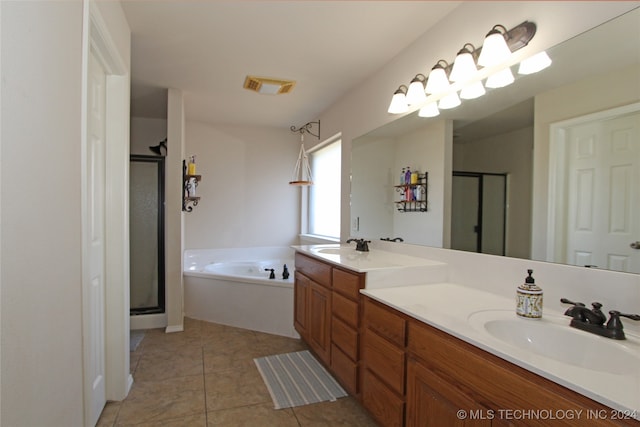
[518,51,552,74]
[418,102,440,117]
[478,26,512,67]
[406,77,427,105]
[425,63,450,95]
[460,81,486,99]
[387,86,408,114]
[486,67,514,88]
[438,92,461,109]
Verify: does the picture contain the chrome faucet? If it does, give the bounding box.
[561,298,640,340]
[346,238,370,252]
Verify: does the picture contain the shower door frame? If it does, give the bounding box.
[130,154,166,315]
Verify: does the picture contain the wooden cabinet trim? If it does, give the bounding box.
[295,253,332,287]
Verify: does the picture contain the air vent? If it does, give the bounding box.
[243,76,296,95]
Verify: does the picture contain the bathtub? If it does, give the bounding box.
[183,247,298,338]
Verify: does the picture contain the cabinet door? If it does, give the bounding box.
[294,272,310,338]
[407,358,491,427]
[309,281,332,365]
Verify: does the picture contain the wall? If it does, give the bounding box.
[130,117,167,156]
[453,126,533,258]
[532,63,640,260]
[184,121,300,249]
[0,0,130,423]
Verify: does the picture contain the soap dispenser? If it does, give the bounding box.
[516,269,543,319]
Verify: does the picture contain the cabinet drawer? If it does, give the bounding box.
[362,368,404,427]
[332,316,358,360]
[332,268,363,299]
[332,292,358,328]
[364,297,406,347]
[362,328,405,395]
[295,253,331,287]
[331,344,358,395]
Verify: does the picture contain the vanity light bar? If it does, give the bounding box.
[388,21,547,116]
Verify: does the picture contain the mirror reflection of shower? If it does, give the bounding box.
[130,155,165,315]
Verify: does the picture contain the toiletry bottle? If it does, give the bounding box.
[516,269,543,319]
[400,168,405,185]
[411,170,418,184]
[405,167,411,186]
[188,156,196,175]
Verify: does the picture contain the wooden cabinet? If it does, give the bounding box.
[331,267,364,395]
[407,318,639,427]
[293,252,364,395]
[361,297,407,427]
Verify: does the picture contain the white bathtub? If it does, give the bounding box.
[183,247,298,338]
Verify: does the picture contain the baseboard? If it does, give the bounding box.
[165,324,184,333]
[130,312,167,330]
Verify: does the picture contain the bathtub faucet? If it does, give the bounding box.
[282,264,290,280]
[264,268,276,279]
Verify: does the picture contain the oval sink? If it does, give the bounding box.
[314,248,349,255]
[468,310,639,375]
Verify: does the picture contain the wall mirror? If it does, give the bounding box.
[351,8,640,274]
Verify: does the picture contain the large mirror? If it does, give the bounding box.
[351,8,640,274]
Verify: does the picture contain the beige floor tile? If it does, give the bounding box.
[96,401,121,427]
[293,397,379,427]
[121,413,207,427]
[116,375,205,426]
[204,366,271,411]
[206,402,299,427]
[134,347,204,382]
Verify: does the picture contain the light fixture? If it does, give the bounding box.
[438,91,461,109]
[406,74,427,105]
[425,60,450,95]
[478,25,512,67]
[418,102,440,118]
[460,81,486,100]
[387,85,409,114]
[518,51,552,74]
[289,121,320,186]
[149,138,167,156]
[243,75,296,95]
[449,44,478,83]
[486,67,514,88]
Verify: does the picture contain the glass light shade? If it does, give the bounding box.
[478,30,512,67]
[406,80,427,105]
[425,67,450,94]
[460,81,486,99]
[418,102,440,117]
[438,92,461,109]
[486,67,514,88]
[450,52,477,83]
[387,91,408,114]
[518,51,552,75]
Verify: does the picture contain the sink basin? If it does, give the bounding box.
[468,310,639,375]
[314,248,353,255]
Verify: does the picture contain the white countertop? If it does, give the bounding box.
[292,244,449,289]
[362,283,640,420]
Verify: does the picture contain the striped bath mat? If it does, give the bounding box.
[254,350,347,409]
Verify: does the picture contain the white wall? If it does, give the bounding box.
[532,63,640,260]
[0,0,130,423]
[184,121,300,249]
[130,117,167,156]
[453,126,533,259]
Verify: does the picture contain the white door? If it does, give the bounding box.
[85,51,107,425]
[565,111,640,273]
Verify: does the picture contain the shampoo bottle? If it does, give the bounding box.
[400,168,406,185]
[405,167,411,186]
[516,269,543,319]
[188,156,196,175]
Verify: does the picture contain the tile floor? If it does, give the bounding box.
[97,318,379,426]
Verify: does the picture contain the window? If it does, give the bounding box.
[307,137,341,239]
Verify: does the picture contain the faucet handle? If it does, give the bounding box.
[605,311,640,339]
[560,298,585,307]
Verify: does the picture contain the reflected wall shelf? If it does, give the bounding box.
[183,159,201,212]
[394,172,428,212]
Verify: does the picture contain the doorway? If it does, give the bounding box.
[451,172,507,255]
[130,155,166,314]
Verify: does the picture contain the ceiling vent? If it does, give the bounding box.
[243,75,296,95]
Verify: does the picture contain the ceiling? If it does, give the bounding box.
[121,1,461,129]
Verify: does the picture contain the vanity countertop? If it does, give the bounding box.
[362,283,640,420]
[292,244,449,289]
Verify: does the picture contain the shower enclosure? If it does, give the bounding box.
[130,155,165,315]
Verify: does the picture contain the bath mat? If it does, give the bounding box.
[254,350,347,409]
[130,330,145,351]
